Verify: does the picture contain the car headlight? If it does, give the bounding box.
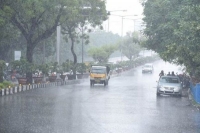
[102,75,106,79]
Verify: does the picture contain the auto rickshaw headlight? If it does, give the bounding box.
[102,74,106,78]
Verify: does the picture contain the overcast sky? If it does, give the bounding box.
[103,0,144,36]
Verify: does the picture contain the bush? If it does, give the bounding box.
[0,60,6,82]
[76,63,87,73]
[0,81,14,90]
[0,84,4,90]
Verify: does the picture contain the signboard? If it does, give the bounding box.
[14,51,21,60]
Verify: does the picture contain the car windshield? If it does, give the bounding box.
[144,65,152,68]
[160,77,180,83]
[91,68,106,74]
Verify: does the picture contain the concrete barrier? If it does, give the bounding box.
[14,86,17,93]
[0,78,87,96]
[9,87,13,94]
[18,85,22,92]
[1,89,5,96]
[6,88,9,95]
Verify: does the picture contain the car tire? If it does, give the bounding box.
[178,91,182,97]
[104,81,106,86]
[90,81,93,87]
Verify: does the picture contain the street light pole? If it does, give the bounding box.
[43,41,46,64]
[121,16,124,62]
[122,17,143,32]
[81,26,84,74]
[110,14,138,62]
[107,18,109,32]
[5,63,9,80]
[81,26,84,64]
[56,24,61,65]
[107,10,127,32]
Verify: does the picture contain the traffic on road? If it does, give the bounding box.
[0,60,199,133]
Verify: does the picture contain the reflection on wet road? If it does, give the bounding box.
[0,60,200,133]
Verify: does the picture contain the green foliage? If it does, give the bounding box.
[0,22,20,61]
[0,0,78,63]
[0,81,14,90]
[0,84,4,90]
[10,57,33,76]
[61,0,107,44]
[49,62,59,73]
[60,0,107,77]
[89,31,121,47]
[88,44,117,63]
[61,60,73,72]
[0,0,82,83]
[143,0,200,78]
[38,64,50,76]
[121,32,142,60]
[0,0,107,82]
[76,63,87,73]
[112,55,160,70]
[0,60,6,83]
[0,60,6,68]
[33,35,56,64]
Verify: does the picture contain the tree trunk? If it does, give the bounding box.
[0,67,3,83]
[26,44,34,84]
[70,35,77,80]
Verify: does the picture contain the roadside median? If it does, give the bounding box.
[0,78,88,96]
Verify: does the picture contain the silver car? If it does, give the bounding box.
[142,63,154,73]
[156,76,182,96]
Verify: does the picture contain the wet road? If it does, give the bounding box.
[0,60,200,133]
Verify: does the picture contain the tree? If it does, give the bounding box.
[89,30,121,47]
[0,60,6,83]
[88,44,117,63]
[0,0,80,83]
[33,34,57,65]
[121,32,141,60]
[61,0,107,79]
[0,24,20,61]
[0,5,20,62]
[143,0,200,78]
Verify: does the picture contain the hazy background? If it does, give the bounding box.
[103,0,144,36]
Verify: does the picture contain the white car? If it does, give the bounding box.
[156,76,183,96]
[142,63,154,73]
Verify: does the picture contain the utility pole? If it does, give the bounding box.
[121,17,124,62]
[107,10,127,32]
[56,25,61,65]
[110,14,138,62]
[81,26,84,74]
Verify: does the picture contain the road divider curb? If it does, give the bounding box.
[0,78,87,96]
